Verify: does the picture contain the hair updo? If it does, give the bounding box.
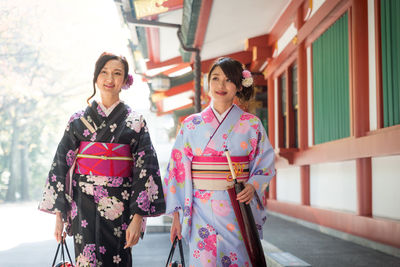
[87,53,129,105]
[207,57,254,102]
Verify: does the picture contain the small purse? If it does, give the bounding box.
[52,238,74,267]
[165,237,185,267]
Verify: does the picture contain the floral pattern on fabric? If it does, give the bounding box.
[164,104,275,267]
[39,101,165,266]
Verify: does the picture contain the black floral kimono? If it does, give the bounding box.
[39,101,165,266]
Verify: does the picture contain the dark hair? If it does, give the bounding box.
[207,57,254,102]
[87,53,129,105]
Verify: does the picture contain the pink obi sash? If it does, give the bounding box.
[191,156,249,190]
[75,141,133,177]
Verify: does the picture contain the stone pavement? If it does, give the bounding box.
[0,209,185,267]
[1,202,400,266]
[262,212,400,267]
[0,232,186,266]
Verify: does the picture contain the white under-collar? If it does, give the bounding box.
[211,103,233,123]
[97,100,121,117]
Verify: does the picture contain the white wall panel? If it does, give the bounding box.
[372,155,400,220]
[310,161,357,212]
[276,166,301,204]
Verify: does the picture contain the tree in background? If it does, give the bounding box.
[0,3,78,202]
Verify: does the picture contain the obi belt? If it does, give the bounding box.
[191,156,249,190]
[75,141,133,177]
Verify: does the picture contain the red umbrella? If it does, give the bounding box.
[225,150,267,267]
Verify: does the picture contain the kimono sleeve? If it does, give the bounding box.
[38,115,80,217]
[247,119,275,199]
[130,118,165,217]
[163,123,193,217]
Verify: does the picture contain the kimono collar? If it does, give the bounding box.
[97,100,122,117]
[210,102,233,123]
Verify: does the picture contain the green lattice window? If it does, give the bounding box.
[381,0,400,127]
[280,74,287,147]
[312,13,350,144]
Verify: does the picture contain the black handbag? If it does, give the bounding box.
[165,237,185,267]
[52,237,74,267]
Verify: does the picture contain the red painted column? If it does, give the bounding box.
[268,76,277,200]
[352,0,372,216]
[300,166,310,205]
[267,76,276,148]
[269,176,277,200]
[297,5,310,205]
[356,158,372,216]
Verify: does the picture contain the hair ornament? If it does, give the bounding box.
[122,74,134,90]
[242,70,253,87]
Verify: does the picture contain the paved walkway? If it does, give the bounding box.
[1,202,400,266]
[262,212,400,267]
[0,203,185,266]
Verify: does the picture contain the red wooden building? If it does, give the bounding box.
[114,0,400,253]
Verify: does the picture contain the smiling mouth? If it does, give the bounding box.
[104,84,114,89]
[215,91,227,95]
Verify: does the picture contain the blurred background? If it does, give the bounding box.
[0,0,174,253]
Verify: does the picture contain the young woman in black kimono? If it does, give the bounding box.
[39,52,165,266]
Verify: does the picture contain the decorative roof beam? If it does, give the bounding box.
[151,80,194,102]
[162,63,191,76]
[201,51,252,73]
[268,0,304,46]
[245,34,272,73]
[146,56,183,69]
[245,34,269,51]
[250,46,273,73]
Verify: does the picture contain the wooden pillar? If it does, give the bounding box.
[352,0,370,137]
[268,76,276,148]
[352,0,372,216]
[268,76,277,200]
[269,175,277,200]
[356,158,372,216]
[297,4,310,205]
[300,166,310,205]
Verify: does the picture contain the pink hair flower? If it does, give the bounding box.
[122,74,134,90]
[241,70,253,87]
[242,70,252,78]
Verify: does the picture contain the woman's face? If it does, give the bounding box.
[96,59,126,95]
[209,66,238,105]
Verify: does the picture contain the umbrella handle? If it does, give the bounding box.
[224,150,237,181]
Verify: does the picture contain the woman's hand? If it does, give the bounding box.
[236,183,256,204]
[170,211,182,243]
[54,212,64,243]
[124,214,143,249]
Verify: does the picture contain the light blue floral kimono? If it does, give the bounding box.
[164,104,275,267]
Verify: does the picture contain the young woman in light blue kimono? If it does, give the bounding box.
[164,57,275,267]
